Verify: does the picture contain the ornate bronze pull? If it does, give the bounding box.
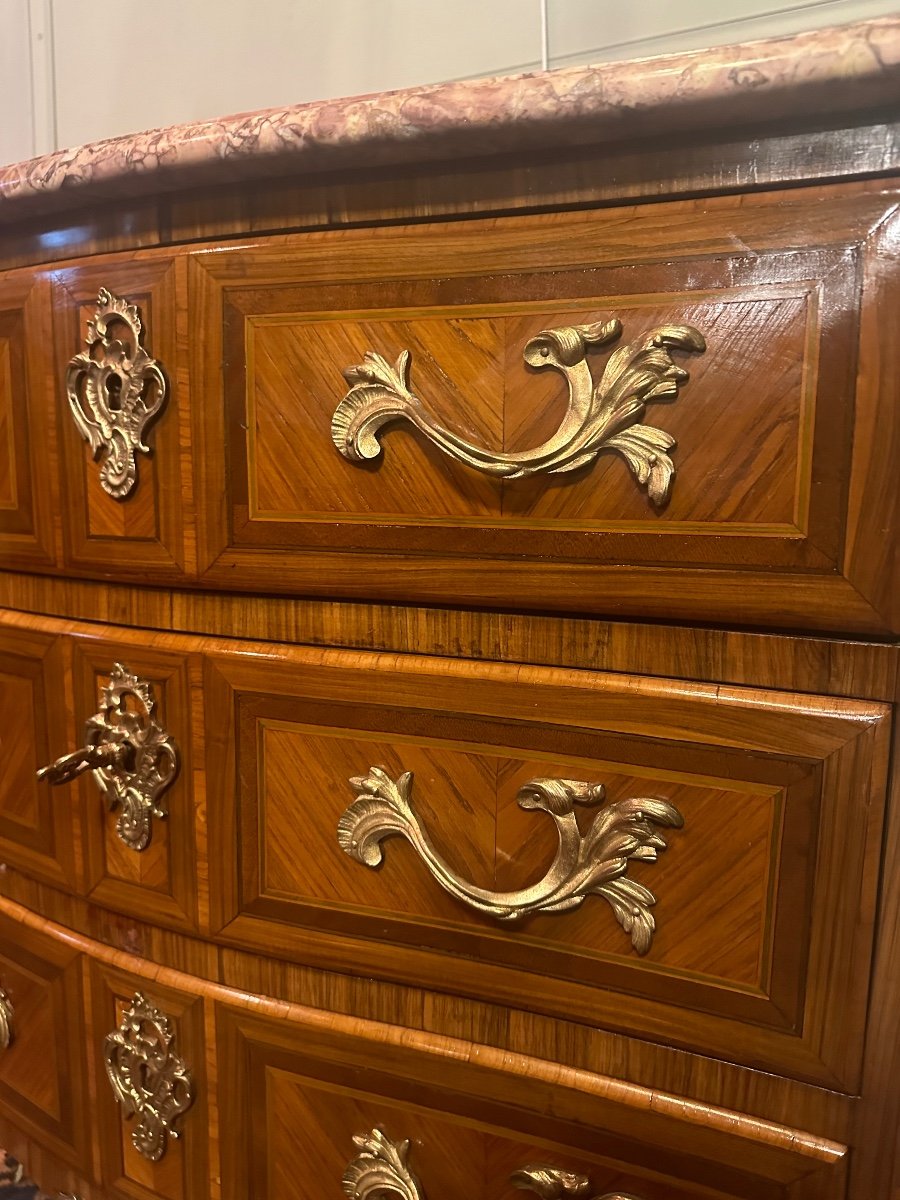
[332,319,704,506]
[343,1129,423,1199]
[37,663,178,852]
[342,1132,640,1199]
[103,993,194,1163]
[338,769,682,954]
[65,288,168,498]
[512,1166,640,1199]
[0,987,12,1050]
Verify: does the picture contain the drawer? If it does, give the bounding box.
[51,257,187,582]
[70,635,199,932]
[88,959,208,1200]
[205,643,890,1092]
[0,270,57,569]
[6,613,200,929]
[190,186,899,634]
[0,624,76,889]
[0,911,89,1170]
[216,998,847,1200]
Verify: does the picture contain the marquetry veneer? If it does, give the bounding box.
[2,185,898,633]
[0,608,890,1091]
[0,898,853,1200]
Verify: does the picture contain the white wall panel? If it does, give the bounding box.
[50,0,542,152]
[0,0,36,165]
[547,0,900,67]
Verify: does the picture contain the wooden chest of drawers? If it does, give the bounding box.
[0,18,897,1200]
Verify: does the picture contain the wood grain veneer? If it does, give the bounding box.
[0,911,89,1171]
[51,257,189,582]
[0,580,895,701]
[0,623,75,890]
[0,896,850,1200]
[0,271,57,569]
[0,608,890,1092]
[186,185,898,633]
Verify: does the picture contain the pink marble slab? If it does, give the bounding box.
[1,16,897,218]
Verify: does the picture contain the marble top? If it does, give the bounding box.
[1,16,897,216]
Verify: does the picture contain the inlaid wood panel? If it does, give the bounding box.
[257,728,776,990]
[190,187,900,634]
[205,643,890,1091]
[0,271,57,568]
[216,1001,847,1200]
[51,256,188,582]
[88,960,208,1200]
[0,913,89,1169]
[73,638,198,931]
[0,624,78,889]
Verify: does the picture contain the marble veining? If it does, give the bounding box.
[0,16,897,216]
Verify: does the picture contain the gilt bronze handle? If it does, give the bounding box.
[65,288,168,498]
[342,1131,641,1199]
[332,319,704,506]
[0,987,12,1050]
[338,768,682,954]
[512,1166,641,1199]
[37,663,178,852]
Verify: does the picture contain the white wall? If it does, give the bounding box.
[0,0,37,166]
[1,0,897,166]
[547,0,900,65]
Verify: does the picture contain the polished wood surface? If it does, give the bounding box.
[0,183,895,631]
[72,634,199,932]
[0,577,895,701]
[0,271,57,569]
[0,911,89,1171]
[0,85,897,1200]
[52,256,188,582]
[0,623,74,889]
[88,959,208,1200]
[189,185,897,632]
[217,1000,845,1200]
[205,633,888,1088]
[0,897,851,1200]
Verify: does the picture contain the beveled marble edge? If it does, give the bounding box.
[1,16,898,216]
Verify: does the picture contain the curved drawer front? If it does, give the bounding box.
[0,610,889,1093]
[68,635,198,932]
[0,896,850,1200]
[189,186,899,634]
[0,624,74,888]
[205,638,890,1091]
[0,912,89,1170]
[0,270,57,571]
[87,959,207,1200]
[216,998,847,1200]
[51,257,186,582]
[0,614,199,930]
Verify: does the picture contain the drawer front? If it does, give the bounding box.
[206,644,889,1091]
[1,610,200,928]
[190,187,898,634]
[0,271,57,568]
[0,912,89,1169]
[0,624,76,888]
[216,1000,846,1200]
[51,257,187,582]
[88,960,208,1200]
[72,637,199,931]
